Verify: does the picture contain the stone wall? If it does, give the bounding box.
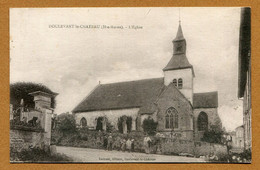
[160,138,194,155]
[53,129,227,158]
[10,129,48,152]
[194,141,227,158]
[160,138,227,157]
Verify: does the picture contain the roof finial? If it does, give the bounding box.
[179,8,181,24]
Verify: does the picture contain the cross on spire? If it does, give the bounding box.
[179,8,181,24]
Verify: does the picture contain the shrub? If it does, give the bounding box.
[201,125,224,144]
[10,147,72,162]
[56,113,77,135]
[142,117,158,136]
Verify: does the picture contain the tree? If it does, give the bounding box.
[10,82,56,110]
[201,125,224,144]
[56,112,76,135]
[142,117,158,136]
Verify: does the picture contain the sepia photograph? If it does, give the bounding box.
[9,7,251,163]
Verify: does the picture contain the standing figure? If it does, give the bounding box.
[126,138,132,152]
[121,138,126,152]
[113,136,121,151]
[103,135,108,150]
[143,135,152,154]
[107,133,113,151]
[131,138,135,152]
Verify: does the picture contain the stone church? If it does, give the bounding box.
[72,23,222,141]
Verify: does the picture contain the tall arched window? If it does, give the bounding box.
[165,107,178,129]
[198,112,208,131]
[178,78,183,89]
[80,117,87,128]
[172,79,177,87]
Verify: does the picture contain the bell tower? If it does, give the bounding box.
[163,22,195,104]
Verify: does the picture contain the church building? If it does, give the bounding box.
[72,23,222,141]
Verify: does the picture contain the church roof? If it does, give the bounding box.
[193,91,218,108]
[73,79,218,113]
[72,78,165,113]
[163,54,194,72]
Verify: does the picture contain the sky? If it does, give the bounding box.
[10,7,243,131]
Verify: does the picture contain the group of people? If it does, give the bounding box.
[103,133,153,154]
[103,133,135,152]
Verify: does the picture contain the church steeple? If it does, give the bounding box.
[163,23,193,74]
[174,23,185,41]
[172,23,186,55]
[162,22,195,104]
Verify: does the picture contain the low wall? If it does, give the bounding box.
[194,141,227,157]
[160,138,194,155]
[52,130,228,157]
[160,139,227,157]
[10,129,48,152]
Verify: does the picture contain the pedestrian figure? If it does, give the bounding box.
[143,134,152,154]
[103,135,108,150]
[113,136,121,151]
[131,138,135,152]
[121,138,126,152]
[126,138,132,152]
[107,133,113,151]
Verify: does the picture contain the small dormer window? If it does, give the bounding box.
[178,78,183,89]
[173,79,177,87]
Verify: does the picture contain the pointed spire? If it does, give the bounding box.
[174,23,185,41]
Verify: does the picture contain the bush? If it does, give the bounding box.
[142,117,158,136]
[56,113,77,135]
[201,125,224,144]
[10,147,72,162]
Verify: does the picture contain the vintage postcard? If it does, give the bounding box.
[9,7,251,163]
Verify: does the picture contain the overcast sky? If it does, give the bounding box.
[10,7,243,131]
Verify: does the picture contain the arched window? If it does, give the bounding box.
[172,79,177,87]
[198,112,208,131]
[80,117,87,128]
[165,107,178,129]
[178,78,183,89]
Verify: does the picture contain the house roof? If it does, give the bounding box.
[72,78,165,113]
[193,91,218,108]
[235,125,244,130]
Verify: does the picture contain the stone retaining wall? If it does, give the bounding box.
[52,130,227,157]
[10,129,48,152]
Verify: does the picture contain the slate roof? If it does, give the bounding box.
[163,54,194,74]
[72,78,166,113]
[193,91,218,108]
[73,79,218,113]
[174,24,185,41]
